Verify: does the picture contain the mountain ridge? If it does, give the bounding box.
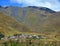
[0,6,56,13]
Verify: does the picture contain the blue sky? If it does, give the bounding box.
[0,0,60,11]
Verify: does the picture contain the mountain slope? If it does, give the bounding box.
[0,11,30,36]
[0,6,60,35]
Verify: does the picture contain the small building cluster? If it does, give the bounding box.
[1,34,46,41]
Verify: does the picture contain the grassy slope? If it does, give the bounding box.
[0,11,30,36]
[2,7,52,32]
[0,6,60,35]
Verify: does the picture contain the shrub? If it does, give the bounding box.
[0,33,5,39]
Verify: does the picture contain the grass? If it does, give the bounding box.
[0,11,32,37]
[0,38,60,46]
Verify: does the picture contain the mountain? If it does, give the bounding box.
[0,6,60,35]
[28,6,55,13]
[0,11,30,36]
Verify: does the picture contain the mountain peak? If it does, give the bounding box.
[28,6,55,13]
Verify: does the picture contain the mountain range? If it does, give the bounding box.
[0,6,60,35]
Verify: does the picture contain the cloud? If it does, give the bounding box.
[10,0,60,11]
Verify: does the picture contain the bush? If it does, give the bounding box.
[0,33,5,39]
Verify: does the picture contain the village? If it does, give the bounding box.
[0,33,56,41]
[1,34,44,40]
[0,33,60,46]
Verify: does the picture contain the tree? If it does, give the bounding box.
[0,33,5,39]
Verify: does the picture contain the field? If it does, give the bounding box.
[0,38,60,46]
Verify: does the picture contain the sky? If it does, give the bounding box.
[0,0,60,11]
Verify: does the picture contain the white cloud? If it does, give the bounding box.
[10,0,60,11]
